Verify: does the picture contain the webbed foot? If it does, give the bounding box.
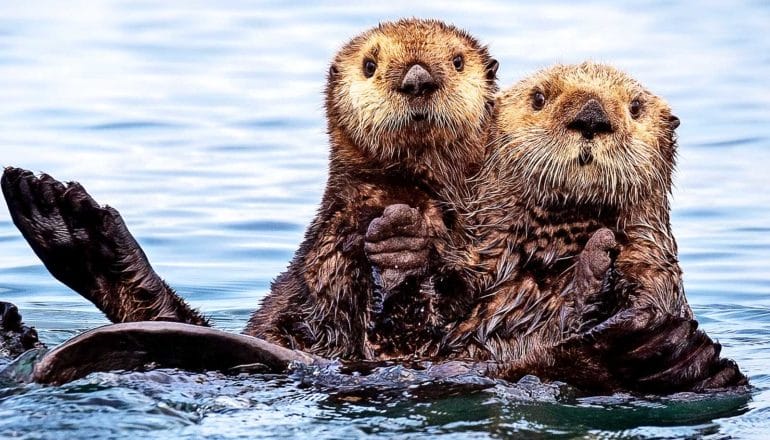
[1,167,206,325]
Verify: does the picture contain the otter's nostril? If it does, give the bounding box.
[567,99,613,140]
[399,64,438,97]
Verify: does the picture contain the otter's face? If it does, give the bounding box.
[327,19,498,162]
[494,62,680,207]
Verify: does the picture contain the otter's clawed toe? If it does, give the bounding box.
[694,358,749,390]
[2,167,34,221]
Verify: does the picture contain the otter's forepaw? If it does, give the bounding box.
[573,228,618,292]
[1,167,151,298]
[582,228,618,278]
[560,228,619,333]
[365,204,430,294]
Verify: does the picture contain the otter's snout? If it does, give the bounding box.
[399,64,438,97]
[567,99,613,140]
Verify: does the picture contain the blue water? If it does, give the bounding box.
[1,0,769,438]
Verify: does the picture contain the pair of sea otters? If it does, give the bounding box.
[1,19,747,393]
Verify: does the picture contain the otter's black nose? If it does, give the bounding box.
[567,99,613,140]
[399,64,437,97]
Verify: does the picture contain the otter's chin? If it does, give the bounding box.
[578,148,594,166]
[404,112,438,133]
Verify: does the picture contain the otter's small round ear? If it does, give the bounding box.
[486,59,499,80]
[669,115,680,129]
[329,64,339,78]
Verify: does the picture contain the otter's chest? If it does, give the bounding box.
[344,182,440,231]
[519,221,604,272]
[480,208,617,289]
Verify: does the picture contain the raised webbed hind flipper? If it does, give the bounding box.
[1,167,205,325]
[491,308,748,394]
[26,322,325,385]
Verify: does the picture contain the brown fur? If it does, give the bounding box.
[243,19,499,359]
[363,62,745,392]
[435,62,689,361]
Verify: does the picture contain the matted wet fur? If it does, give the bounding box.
[244,18,499,359]
[365,62,746,392]
[445,62,689,359]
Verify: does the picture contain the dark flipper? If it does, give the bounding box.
[1,167,205,325]
[29,322,324,385]
[492,308,748,394]
[0,301,44,359]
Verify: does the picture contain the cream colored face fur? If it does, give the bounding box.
[492,62,679,207]
[329,19,494,161]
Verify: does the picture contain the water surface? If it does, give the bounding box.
[1,1,769,438]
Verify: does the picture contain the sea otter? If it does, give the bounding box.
[244,19,501,359]
[442,62,689,360]
[366,62,747,392]
[1,19,500,360]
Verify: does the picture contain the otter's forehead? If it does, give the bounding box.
[496,62,668,129]
[335,19,485,66]
[524,63,645,97]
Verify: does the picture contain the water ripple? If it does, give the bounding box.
[0,0,769,438]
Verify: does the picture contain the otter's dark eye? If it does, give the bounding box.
[532,91,546,110]
[629,99,642,119]
[453,55,464,71]
[363,59,377,78]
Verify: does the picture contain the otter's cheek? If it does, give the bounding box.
[348,81,395,124]
[452,81,488,117]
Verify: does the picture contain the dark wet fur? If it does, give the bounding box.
[240,19,500,359]
[0,301,42,359]
[361,63,749,394]
[490,308,748,393]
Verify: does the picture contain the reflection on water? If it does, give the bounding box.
[1,0,769,438]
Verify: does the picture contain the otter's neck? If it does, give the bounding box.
[327,125,487,195]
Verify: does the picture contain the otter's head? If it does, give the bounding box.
[492,62,680,208]
[326,19,498,170]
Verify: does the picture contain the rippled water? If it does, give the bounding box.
[1,0,769,438]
